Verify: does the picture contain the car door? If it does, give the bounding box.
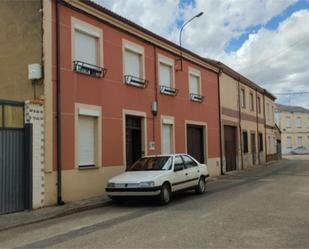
[182,155,200,187]
[171,155,188,191]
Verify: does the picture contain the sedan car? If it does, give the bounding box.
[105,154,209,205]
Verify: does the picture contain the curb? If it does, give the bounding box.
[0,199,112,232]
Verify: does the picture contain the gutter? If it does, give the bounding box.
[55,0,64,205]
[237,79,244,170]
[263,94,268,163]
[217,69,224,175]
[255,89,260,164]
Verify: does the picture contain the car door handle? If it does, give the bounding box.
[197,170,200,173]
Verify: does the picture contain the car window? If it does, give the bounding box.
[182,155,198,168]
[174,156,184,171]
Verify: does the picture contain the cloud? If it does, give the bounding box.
[93,0,309,107]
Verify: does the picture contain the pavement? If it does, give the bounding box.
[0,196,111,232]
[0,157,308,248]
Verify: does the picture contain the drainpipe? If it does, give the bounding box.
[255,89,260,164]
[55,0,64,205]
[152,46,158,146]
[263,94,267,162]
[217,69,224,175]
[237,79,244,170]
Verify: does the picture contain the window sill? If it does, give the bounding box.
[78,165,100,170]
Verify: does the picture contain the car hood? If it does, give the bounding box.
[108,171,168,183]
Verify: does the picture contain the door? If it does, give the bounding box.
[171,156,188,191]
[224,126,237,172]
[182,155,199,187]
[187,125,204,163]
[126,116,142,168]
[251,133,256,165]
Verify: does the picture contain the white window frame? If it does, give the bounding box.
[75,103,102,169]
[240,88,246,108]
[188,67,202,96]
[158,54,175,88]
[160,115,175,154]
[71,17,103,68]
[122,39,145,80]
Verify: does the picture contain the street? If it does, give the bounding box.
[1,158,308,248]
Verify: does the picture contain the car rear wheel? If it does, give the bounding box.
[158,183,171,205]
[195,177,206,194]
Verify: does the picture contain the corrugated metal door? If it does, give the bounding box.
[0,125,32,215]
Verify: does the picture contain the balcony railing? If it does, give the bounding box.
[124,75,148,88]
[160,85,178,96]
[73,61,107,78]
[190,93,204,102]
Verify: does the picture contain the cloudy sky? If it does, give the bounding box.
[94,0,309,107]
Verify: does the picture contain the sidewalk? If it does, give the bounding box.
[0,196,111,232]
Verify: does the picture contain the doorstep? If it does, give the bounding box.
[0,196,112,232]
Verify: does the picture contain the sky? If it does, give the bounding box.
[94,0,309,108]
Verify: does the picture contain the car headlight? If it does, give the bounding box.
[107,182,115,188]
[139,181,155,188]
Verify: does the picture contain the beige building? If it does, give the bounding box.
[205,60,279,172]
[275,104,309,154]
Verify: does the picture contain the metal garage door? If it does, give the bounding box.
[0,101,32,214]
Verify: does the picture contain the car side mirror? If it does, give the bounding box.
[174,164,184,172]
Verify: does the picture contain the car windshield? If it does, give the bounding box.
[127,156,172,171]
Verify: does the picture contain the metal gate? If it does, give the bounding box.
[0,100,32,214]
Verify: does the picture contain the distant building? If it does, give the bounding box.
[275,104,309,154]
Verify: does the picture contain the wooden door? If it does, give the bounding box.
[251,133,256,165]
[187,125,204,163]
[224,126,237,171]
[126,116,142,168]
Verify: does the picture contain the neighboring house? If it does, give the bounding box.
[0,0,278,214]
[0,1,45,214]
[205,60,279,172]
[275,104,309,154]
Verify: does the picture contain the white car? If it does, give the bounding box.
[106,154,209,205]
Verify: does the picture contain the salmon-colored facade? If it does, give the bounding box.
[45,0,221,203]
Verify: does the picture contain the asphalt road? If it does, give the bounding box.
[1,158,309,248]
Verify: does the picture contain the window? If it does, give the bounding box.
[297,136,302,146]
[123,40,144,80]
[188,68,202,99]
[162,124,172,154]
[240,88,246,108]
[72,18,104,77]
[78,115,96,167]
[257,96,261,113]
[296,117,302,128]
[174,156,184,171]
[182,155,198,168]
[258,133,263,152]
[267,103,270,121]
[161,116,174,154]
[242,131,248,153]
[74,30,98,66]
[249,92,254,111]
[76,105,101,168]
[286,117,291,128]
[287,136,292,148]
[158,55,174,88]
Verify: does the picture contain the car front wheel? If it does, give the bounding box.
[158,183,171,205]
[195,177,206,194]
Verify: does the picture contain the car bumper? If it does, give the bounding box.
[105,186,161,196]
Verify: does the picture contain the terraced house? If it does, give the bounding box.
[206,60,279,172]
[0,0,279,214]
